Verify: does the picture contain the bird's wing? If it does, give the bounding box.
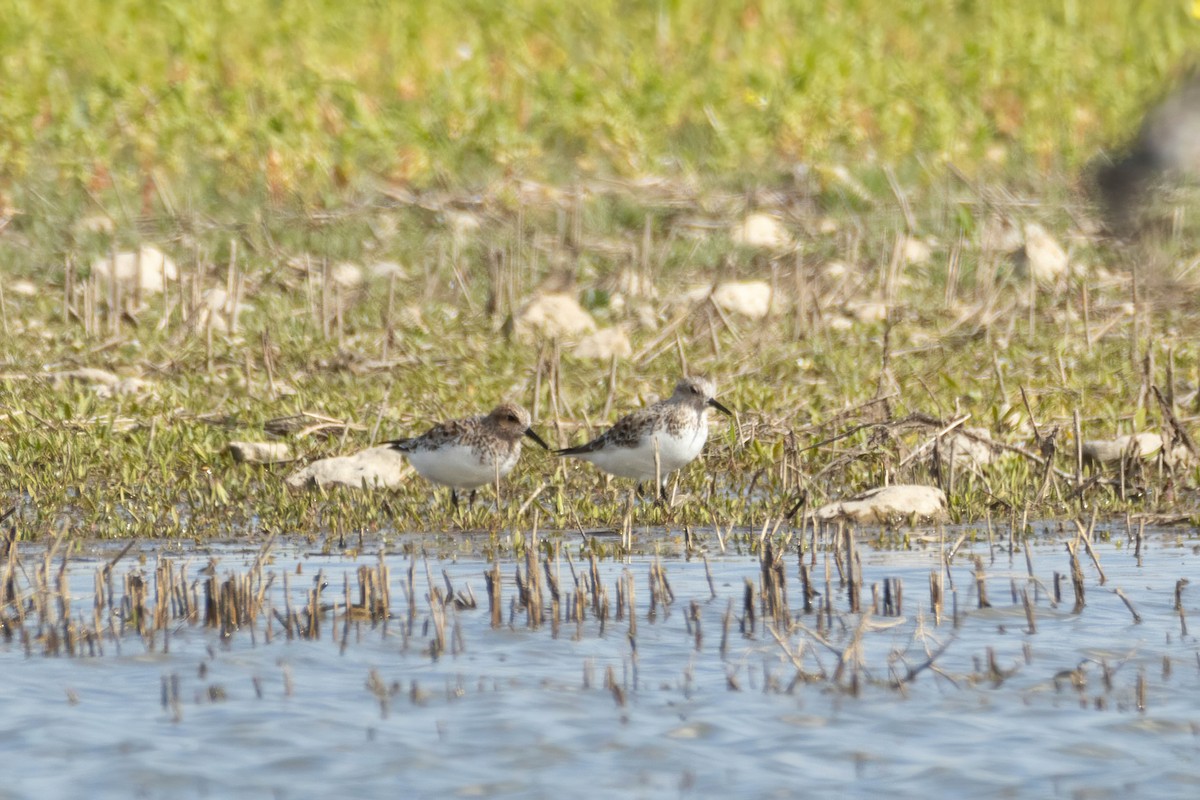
[556,408,652,455]
[388,417,473,452]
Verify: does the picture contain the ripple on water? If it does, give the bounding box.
[1,529,1199,798]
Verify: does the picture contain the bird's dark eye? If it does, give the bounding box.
[507,414,519,422]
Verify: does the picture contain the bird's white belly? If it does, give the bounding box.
[405,444,517,489]
[581,425,707,481]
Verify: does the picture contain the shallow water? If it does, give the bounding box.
[2,526,1199,799]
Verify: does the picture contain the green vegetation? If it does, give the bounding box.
[1,2,1200,542]
[0,0,1197,205]
[2,175,1199,541]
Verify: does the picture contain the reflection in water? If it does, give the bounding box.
[1,527,1198,798]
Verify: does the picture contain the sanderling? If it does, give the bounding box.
[556,376,732,497]
[388,402,549,506]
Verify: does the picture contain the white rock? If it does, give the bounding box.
[91,245,178,294]
[369,261,406,280]
[446,211,482,240]
[815,485,948,524]
[846,301,889,324]
[682,281,774,319]
[515,293,597,340]
[9,279,36,297]
[572,327,632,360]
[53,369,152,398]
[331,262,364,288]
[1019,223,1069,284]
[631,302,659,331]
[612,269,658,299]
[823,261,850,279]
[902,236,933,266]
[54,368,121,386]
[76,214,115,234]
[228,441,294,464]
[285,445,412,490]
[196,288,252,333]
[713,281,773,319]
[731,213,791,250]
[93,377,153,399]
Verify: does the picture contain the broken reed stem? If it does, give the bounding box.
[1065,541,1086,614]
[843,525,860,614]
[1114,587,1142,624]
[973,556,991,609]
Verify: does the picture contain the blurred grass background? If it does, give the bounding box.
[1,0,1197,206]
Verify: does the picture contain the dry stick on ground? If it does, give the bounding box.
[1152,384,1200,461]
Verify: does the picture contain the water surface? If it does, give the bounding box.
[2,526,1198,799]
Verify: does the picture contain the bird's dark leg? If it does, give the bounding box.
[468,490,477,509]
[451,489,460,509]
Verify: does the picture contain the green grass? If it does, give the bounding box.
[0,0,1197,206]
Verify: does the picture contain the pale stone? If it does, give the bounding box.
[631,302,659,331]
[712,281,773,319]
[572,327,632,360]
[902,236,933,266]
[330,262,364,288]
[285,445,412,490]
[76,214,115,234]
[731,213,791,250]
[613,269,658,299]
[681,281,774,319]
[1019,223,1069,284]
[446,211,482,242]
[847,301,889,323]
[9,279,36,297]
[91,245,178,294]
[196,288,251,333]
[92,376,152,399]
[828,315,855,331]
[368,261,406,280]
[815,485,948,524]
[823,261,850,279]
[55,368,120,386]
[515,293,597,340]
[228,441,294,464]
[45,367,153,398]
